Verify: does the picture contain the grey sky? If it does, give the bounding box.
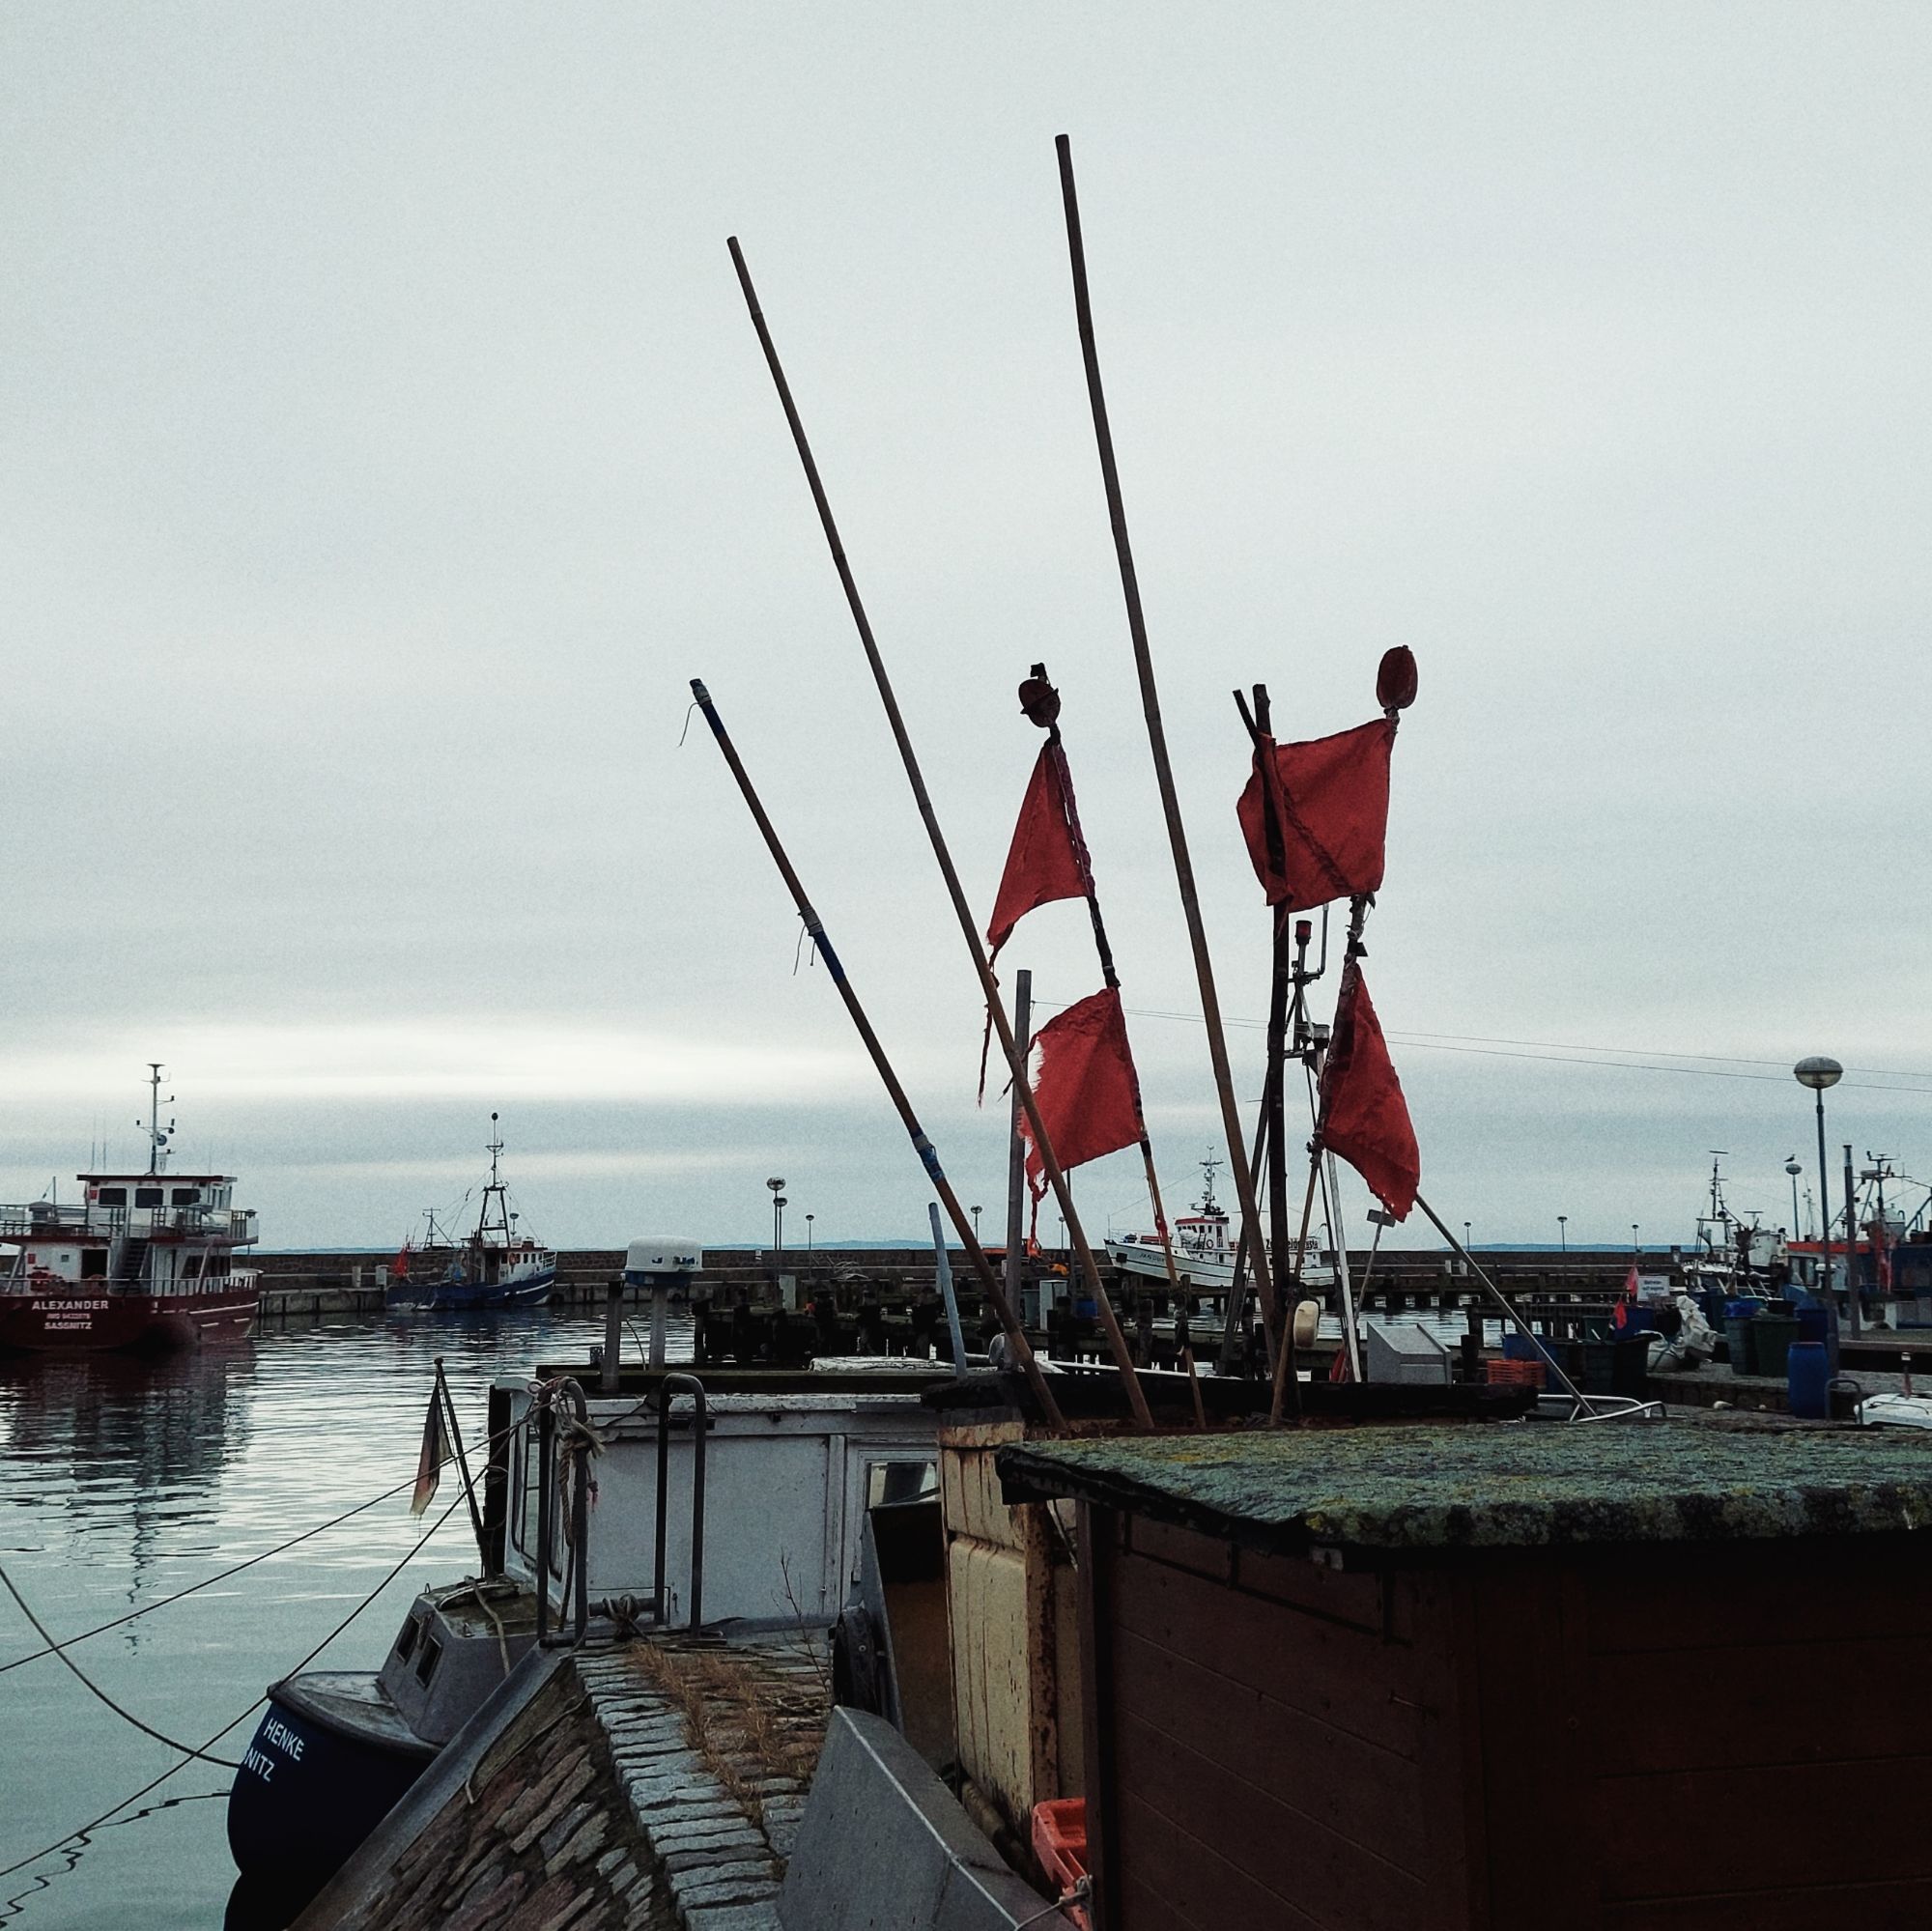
[4,6,1927,1249]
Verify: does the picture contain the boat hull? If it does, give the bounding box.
[0,1286,257,1353]
[390,1266,556,1313]
[227,1673,437,1896]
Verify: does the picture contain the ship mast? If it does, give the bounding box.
[143,1063,174,1177]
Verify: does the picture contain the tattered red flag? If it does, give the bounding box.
[1236,718,1395,911]
[986,746,1089,964]
[1318,961,1419,1221]
[1021,987,1144,1207]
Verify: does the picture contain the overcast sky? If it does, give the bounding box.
[3,6,1927,1251]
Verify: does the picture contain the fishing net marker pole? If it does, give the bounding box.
[687,677,1067,1433]
[724,237,1154,1432]
[1054,133,1282,1369]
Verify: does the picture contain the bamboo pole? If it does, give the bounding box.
[1054,133,1280,1363]
[1029,672,1182,1299]
[688,677,1065,1432]
[725,237,1152,1430]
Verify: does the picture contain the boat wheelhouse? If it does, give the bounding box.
[0,1069,260,1351]
[387,1114,556,1312]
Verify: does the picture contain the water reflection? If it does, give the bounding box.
[0,1308,680,1929]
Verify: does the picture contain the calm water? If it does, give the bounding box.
[0,1310,690,1929]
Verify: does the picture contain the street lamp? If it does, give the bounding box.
[1784,1158,1803,1242]
[767,1177,786,1287]
[806,1211,814,1252]
[1632,1223,1639,1259]
[1463,1220,1471,1253]
[1557,1214,1567,1258]
[971,1204,981,1240]
[1794,1057,1846,1332]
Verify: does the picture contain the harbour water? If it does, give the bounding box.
[0,1311,690,1930]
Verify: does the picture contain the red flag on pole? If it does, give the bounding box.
[1318,961,1419,1221]
[986,746,1089,964]
[1021,988,1145,1208]
[1236,718,1395,911]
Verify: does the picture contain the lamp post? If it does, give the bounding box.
[767,1177,786,1289]
[1784,1159,1803,1245]
[1793,1057,1848,1333]
[806,1211,814,1253]
[1557,1214,1568,1260]
[971,1204,981,1240]
[1632,1223,1640,1262]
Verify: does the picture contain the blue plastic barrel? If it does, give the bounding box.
[1787,1340,1830,1419]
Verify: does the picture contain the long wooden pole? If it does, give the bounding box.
[1034,685,1182,1299]
[689,677,1065,1432]
[1054,133,1280,1357]
[724,242,1152,1430]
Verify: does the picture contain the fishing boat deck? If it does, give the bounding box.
[999,1417,1932,1555]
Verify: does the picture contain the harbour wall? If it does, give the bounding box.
[251,1243,1649,1323]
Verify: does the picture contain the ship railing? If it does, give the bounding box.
[0,1204,258,1242]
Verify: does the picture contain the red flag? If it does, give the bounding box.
[391,1241,412,1281]
[1236,718,1395,911]
[986,746,1089,963]
[1318,962,1419,1220]
[1021,988,1145,1204]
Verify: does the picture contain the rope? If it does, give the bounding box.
[0,1565,242,1769]
[0,1491,466,1887]
[0,1471,420,1677]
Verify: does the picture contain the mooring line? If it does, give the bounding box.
[0,1564,243,1769]
[0,1472,420,1678]
[0,1491,466,1888]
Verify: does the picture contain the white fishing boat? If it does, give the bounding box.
[1105,1151,1332,1293]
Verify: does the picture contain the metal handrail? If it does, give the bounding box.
[653,1373,708,1633]
[533,1378,593,1647]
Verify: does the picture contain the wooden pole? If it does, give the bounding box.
[1053,134,1279,1356]
[1030,675,1183,1300]
[689,677,1065,1431]
[1005,968,1032,1326]
[726,238,1151,1430]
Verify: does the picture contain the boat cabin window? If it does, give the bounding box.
[867,1460,939,1509]
[134,1187,163,1209]
[170,1187,200,1207]
[414,1631,442,1686]
[80,1252,107,1279]
[96,1187,127,1207]
[395,1612,421,1661]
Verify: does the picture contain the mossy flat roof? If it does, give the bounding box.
[997,1421,1932,1555]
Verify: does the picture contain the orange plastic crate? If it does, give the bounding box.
[1031,1797,1091,1928]
[1485,1356,1547,1390]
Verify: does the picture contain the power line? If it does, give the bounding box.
[1032,997,1932,1096]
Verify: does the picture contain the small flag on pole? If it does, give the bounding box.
[411,1384,451,1517]
[1020,987,1146,1227]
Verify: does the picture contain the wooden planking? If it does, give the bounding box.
[1588,1636,1932,1776]
[1112,1549,1424,1758]
[1114,1871,1209,1931]
[1469,1561,1601,1931]
[1604,1876,1932,1931]
[1583,1537,1932,1654]
[1112,1627,1433,1875]
[1113,1708,1435,1931]
[1116,1788,1323,1931]
[1236,1544,1403,1638]
[946,1537,1042,1831]
[1594,1757,1932,1901]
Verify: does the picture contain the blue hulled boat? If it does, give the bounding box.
[386,1115,557,1312]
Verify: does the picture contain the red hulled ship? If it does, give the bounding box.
[0,1065,260,1352]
